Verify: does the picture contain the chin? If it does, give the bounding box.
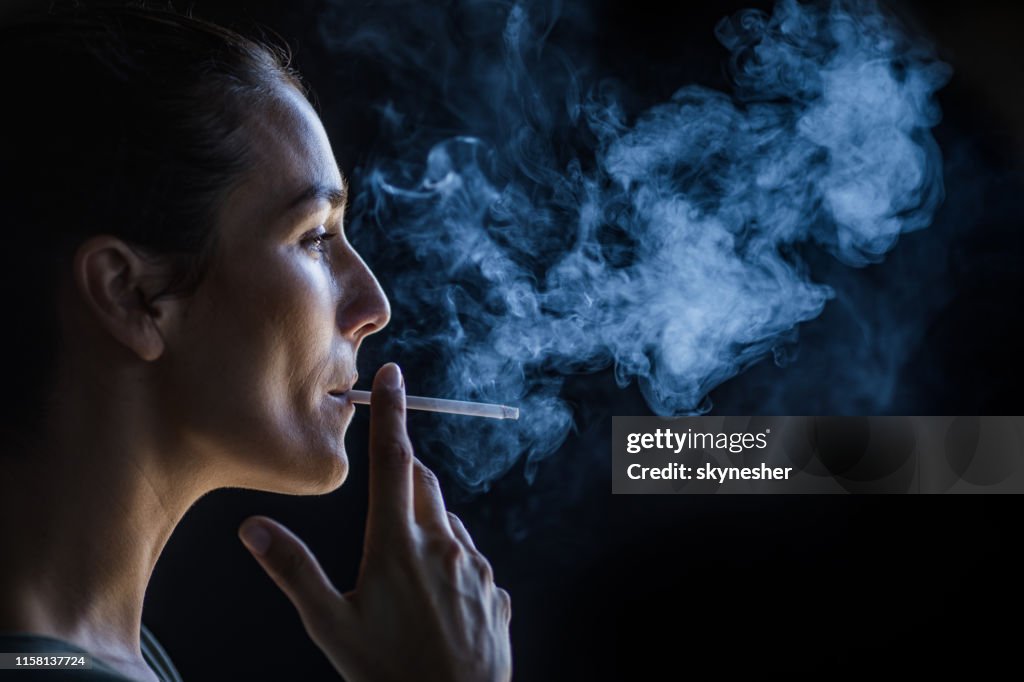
[294,447,350,495]
[316,451,350,492]
[247,445,350,496]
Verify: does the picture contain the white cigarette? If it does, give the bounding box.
[346,390,520,420]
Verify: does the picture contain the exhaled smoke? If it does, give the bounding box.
[324,0,950,491]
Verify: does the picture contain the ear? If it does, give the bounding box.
[72,235,182,362]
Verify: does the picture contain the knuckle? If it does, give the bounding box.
[415,462,440,489]
[496,587,512,623]
[381,438,413,467]
[444,543,465,571]
[471,553,494,582]
[426,536,464,569]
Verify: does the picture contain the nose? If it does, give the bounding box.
[335,240,391,344]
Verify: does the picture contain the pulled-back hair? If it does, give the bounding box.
[0,4,305,444]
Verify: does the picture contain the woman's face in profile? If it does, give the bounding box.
[159,85,390,494]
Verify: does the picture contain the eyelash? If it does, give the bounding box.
[302,226,340,256]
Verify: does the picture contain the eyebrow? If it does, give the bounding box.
[283,176,349,215]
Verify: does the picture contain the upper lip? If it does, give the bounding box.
[328,376,358,395]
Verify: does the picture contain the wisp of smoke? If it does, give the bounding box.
[323,0,951,491]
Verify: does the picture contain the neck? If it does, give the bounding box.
[0,375,209,674]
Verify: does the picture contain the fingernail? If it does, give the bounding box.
[380,363,403,390]
[239,521,271,557]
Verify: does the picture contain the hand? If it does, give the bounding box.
[238,363,512,682]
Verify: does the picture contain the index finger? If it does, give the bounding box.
[367,363,414,544]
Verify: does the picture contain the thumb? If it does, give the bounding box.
[238,515,351,639]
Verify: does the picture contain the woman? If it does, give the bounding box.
[0,5,511,681]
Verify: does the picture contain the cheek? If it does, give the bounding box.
[165,253,349,488]
[193,249,338,415]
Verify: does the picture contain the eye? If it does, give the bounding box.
[301,226,339,256]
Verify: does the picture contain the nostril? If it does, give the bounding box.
[359,317,386,338]
[337,304,388,342]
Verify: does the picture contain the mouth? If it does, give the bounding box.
[327,391,355,413]
[328,378,357,404]
[328,375,358,398]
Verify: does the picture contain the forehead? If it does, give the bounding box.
[222,85,342,230]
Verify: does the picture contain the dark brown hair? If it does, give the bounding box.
[0,4,305,443]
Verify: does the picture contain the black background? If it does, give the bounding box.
[12,0,1021,678]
